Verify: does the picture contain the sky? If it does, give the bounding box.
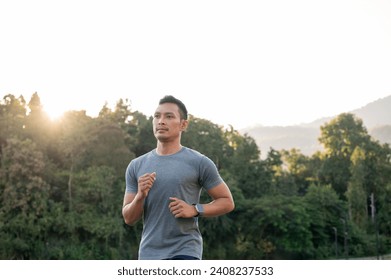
[1,0,391,129]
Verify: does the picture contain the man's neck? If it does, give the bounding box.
[156,141,183,155]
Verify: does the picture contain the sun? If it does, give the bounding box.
[41,96,73,120]
[39,93,104,121]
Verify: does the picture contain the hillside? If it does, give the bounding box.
[242,95,391,158]
[352,95,391,128]
[243,125,322,158]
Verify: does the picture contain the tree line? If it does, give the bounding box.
[1,92,390,259]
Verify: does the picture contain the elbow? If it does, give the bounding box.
[122,209,138,226]
[122,202,143,226]
[124,219,136,226]
[228,199,235,213]
[123,215,131,226]
[222,197,235,215]
[221,196,235,215]
[123,215,138,226]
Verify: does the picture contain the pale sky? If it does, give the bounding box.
[1,0,391,129]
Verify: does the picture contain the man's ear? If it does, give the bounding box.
[181,120,189,131]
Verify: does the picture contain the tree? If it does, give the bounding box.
[346,147,368,228]
[98,98,132,128]
[264,148,295,196]
[0,94,27,141]
[83,119,134,177]
[281,149,314,194]
[237,195,313,259]
[56,111,93,211]
[70,166,124,259]
[304,184,347,259]
[200,169,243,259]
[129,112,155,157]
[182,116,232,169]
[318,113,371,197]
[223,128,271,198]
[24,92,52,147]
[0,138,50,259]
[319,113,370,158]
[373,144,391,238]
[98,99,160,159]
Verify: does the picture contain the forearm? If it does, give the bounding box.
[122,194,144,225]
[197,183,235,218]
[202,197,235,217]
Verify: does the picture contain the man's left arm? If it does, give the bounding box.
[202,182,235,217]
[168,182,234,218]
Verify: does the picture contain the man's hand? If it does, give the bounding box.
[168,197,198,218]
[137,172,156,199]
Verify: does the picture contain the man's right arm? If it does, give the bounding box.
[122,172,156,225]
[122,192,145,226]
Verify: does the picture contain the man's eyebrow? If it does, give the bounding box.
[154,111,176,116]
[162,111,176,115]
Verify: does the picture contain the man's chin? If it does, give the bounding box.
[155,134,170,142]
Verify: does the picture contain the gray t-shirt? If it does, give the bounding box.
[125,147,224,260]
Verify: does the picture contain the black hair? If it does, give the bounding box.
[159,95,188,120]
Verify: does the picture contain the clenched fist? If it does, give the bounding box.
[138,172,156,199]
[168,197,198,218]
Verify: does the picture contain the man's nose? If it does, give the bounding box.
[158,117,165,125]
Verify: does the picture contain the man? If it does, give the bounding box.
[122,95,234,260]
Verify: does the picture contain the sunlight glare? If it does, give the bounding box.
[40,94,108,121]
[41,97,74,120]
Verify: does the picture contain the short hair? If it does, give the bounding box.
[159,95,188,120]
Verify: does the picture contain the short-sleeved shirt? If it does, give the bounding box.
[125,146,224,260]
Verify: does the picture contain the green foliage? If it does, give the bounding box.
[1,93,390,260]
[347,147,369,228]
[182,116,233,169]
[0,95,27,141]
[303,184,347,258]
[0,138,50,259]
[318,113,372,197]
[235,195,313,259]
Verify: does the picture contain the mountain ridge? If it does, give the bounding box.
[242,95,391,158]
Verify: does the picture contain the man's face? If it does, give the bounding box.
[153,102,187,142]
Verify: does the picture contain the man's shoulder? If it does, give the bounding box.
[129,150,155,165]
[182,147,206,159]
[182,147,218,167]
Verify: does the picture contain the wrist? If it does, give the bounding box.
[193,203,204,217]
[134,192,146,202]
